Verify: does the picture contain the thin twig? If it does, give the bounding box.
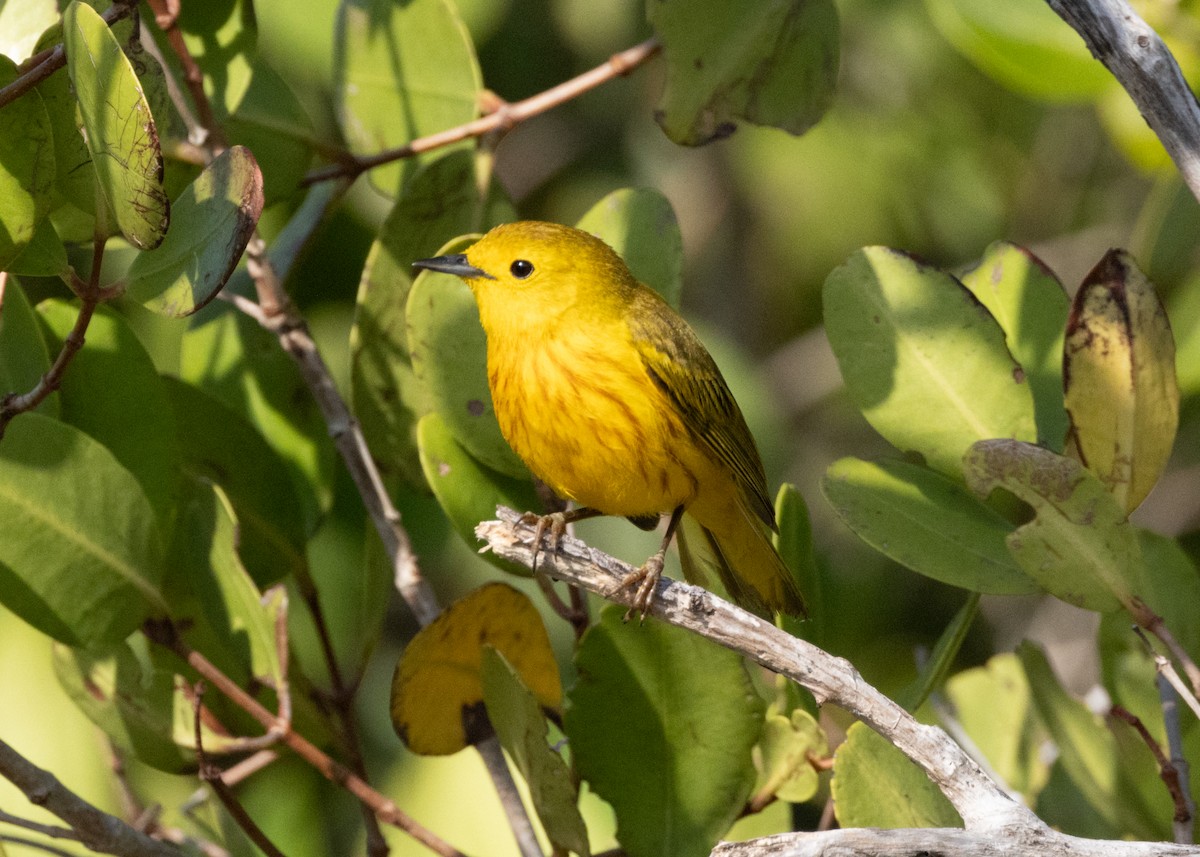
[1133,627,1200,722]
[1158,675,1196,844]
[0,4,133,109]
[143,0,225,148]
[181,750,280,814]
[0,810,81,842]
[1131,600,1200,699]
[0,834,79,857]
[1111,705,1191,835]
[301,37,661,187]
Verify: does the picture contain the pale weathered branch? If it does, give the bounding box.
[1046,0,1200,205]
[477,509,1200,857]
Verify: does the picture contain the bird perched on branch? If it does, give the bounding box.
[414,221,805,619]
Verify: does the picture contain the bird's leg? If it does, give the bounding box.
[622,505,685,622]
[520,506,604,572]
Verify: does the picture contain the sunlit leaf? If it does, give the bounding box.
[751,708,827,806]
[965,439,1142,613]
[649,0,838,145]
[0,56,55,268]
[576,188,683,308]
[63,1,169,249]
[126,146,264,317]
[824,247,1036,477]
[1064,250,1178,513]
[391,583,560,755]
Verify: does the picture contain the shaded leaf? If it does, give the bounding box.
[1064,250,1178,513]
[0,55,55,268]
[6,217,69,277]
[63,1,168,249]
[751,708,827,806]
[775,483,824,641]
[898,592,980,712]
[0,413,164,647]
[482,647,589,857]
[649,0,838,145]
[575,188,683,308]
[417,412,539,577]
[0,279,58,418]
[822,456,1033,595]
[565,605,761,857]
[824,247,1036,477]
[965,439,1141,613]
[126,146,264,317]
[961,242,1070,450]
[391,583,560,755]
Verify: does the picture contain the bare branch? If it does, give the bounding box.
[1046,0,1200,205]
[0,739,181,857]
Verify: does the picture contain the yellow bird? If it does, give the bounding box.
[414,221,805,618]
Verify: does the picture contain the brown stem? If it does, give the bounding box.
[301,36,661,187]
[143,0,227,149]
[1110,705,1191,830]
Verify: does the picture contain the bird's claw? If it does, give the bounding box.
[521,511,570,573]
[621,552,665,623]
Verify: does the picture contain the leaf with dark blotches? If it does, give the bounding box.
[1063,250,1178,513]
[126,146,264,317]
[649,0,838,146]
[63,1,169,249]
[964,439,1142,613]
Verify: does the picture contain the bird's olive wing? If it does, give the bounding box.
[628,298,776,530]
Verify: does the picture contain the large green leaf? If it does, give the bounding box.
[961,242,1070,450]
[832,721,961,828]
[0,56,55,269]
[565,605,761,857]
[649,0,838,145]
[38,300,180,530]
[63,1,169,249]
[965,439,1142,614]
[0,279,58,418]
[407,238,526,478]
[824,247,1036,478]
[416,412,538,577]
[822,456,1034,595]
[336,0,481,195]
[126,146,264,318]
[575,189,683,308]
[482,647,589,857]
[0,413,164,647]
[351,151,513,487]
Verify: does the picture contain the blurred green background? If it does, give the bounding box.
[3,0,1200,853]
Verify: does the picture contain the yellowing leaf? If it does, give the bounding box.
[390,583,560,755]
[1064,250,1179,513]
[751,708,828,805]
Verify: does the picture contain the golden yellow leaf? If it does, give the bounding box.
[390,582,560,755]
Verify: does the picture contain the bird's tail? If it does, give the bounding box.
[678,501,807,619]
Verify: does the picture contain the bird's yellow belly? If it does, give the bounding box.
[489,338,703,517]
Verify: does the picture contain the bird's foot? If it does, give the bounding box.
[621,551,665,623]
[520,511,570,573]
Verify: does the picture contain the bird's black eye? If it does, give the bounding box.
[510,259,534,279]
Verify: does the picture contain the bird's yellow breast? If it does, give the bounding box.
[486,325,707,517]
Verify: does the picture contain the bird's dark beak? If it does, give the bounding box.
[412,254,494,280]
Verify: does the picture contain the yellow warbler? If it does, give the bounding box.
[414,221,805,618]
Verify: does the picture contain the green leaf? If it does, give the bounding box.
[565,605,761,857]
[0,0,58,62]
[824,247,1036,477]
[822,457,1034,595]
[944,653,1047,796]
[417,412,539,577]
[775,483,824,643]
[649,0,838,145]
[1063,250,1179,513]
[751,708,827,806]
[180,308,335,531]
[482,647,590,857]
[961,242,1070,450]
[351,151,513,487]
[162,376,308,587]
[964,439,1142,613]
[1018,641,1162,840]
[897,592,980,712]
[1129,531,1200,663]
[0,412,164,647]
[407,240,527,477]
[53,639,193,773]
[63,1,169,249]
[0,55,55,269]
[832,721,961,828]
[925,0,1113,102]
[336,0,481,195]
[6,217,69,277]
[38,300,180,531]
[575,189,683,308]
[0,279,58,418]
[126,146,264,317]
[36,47,100,221]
